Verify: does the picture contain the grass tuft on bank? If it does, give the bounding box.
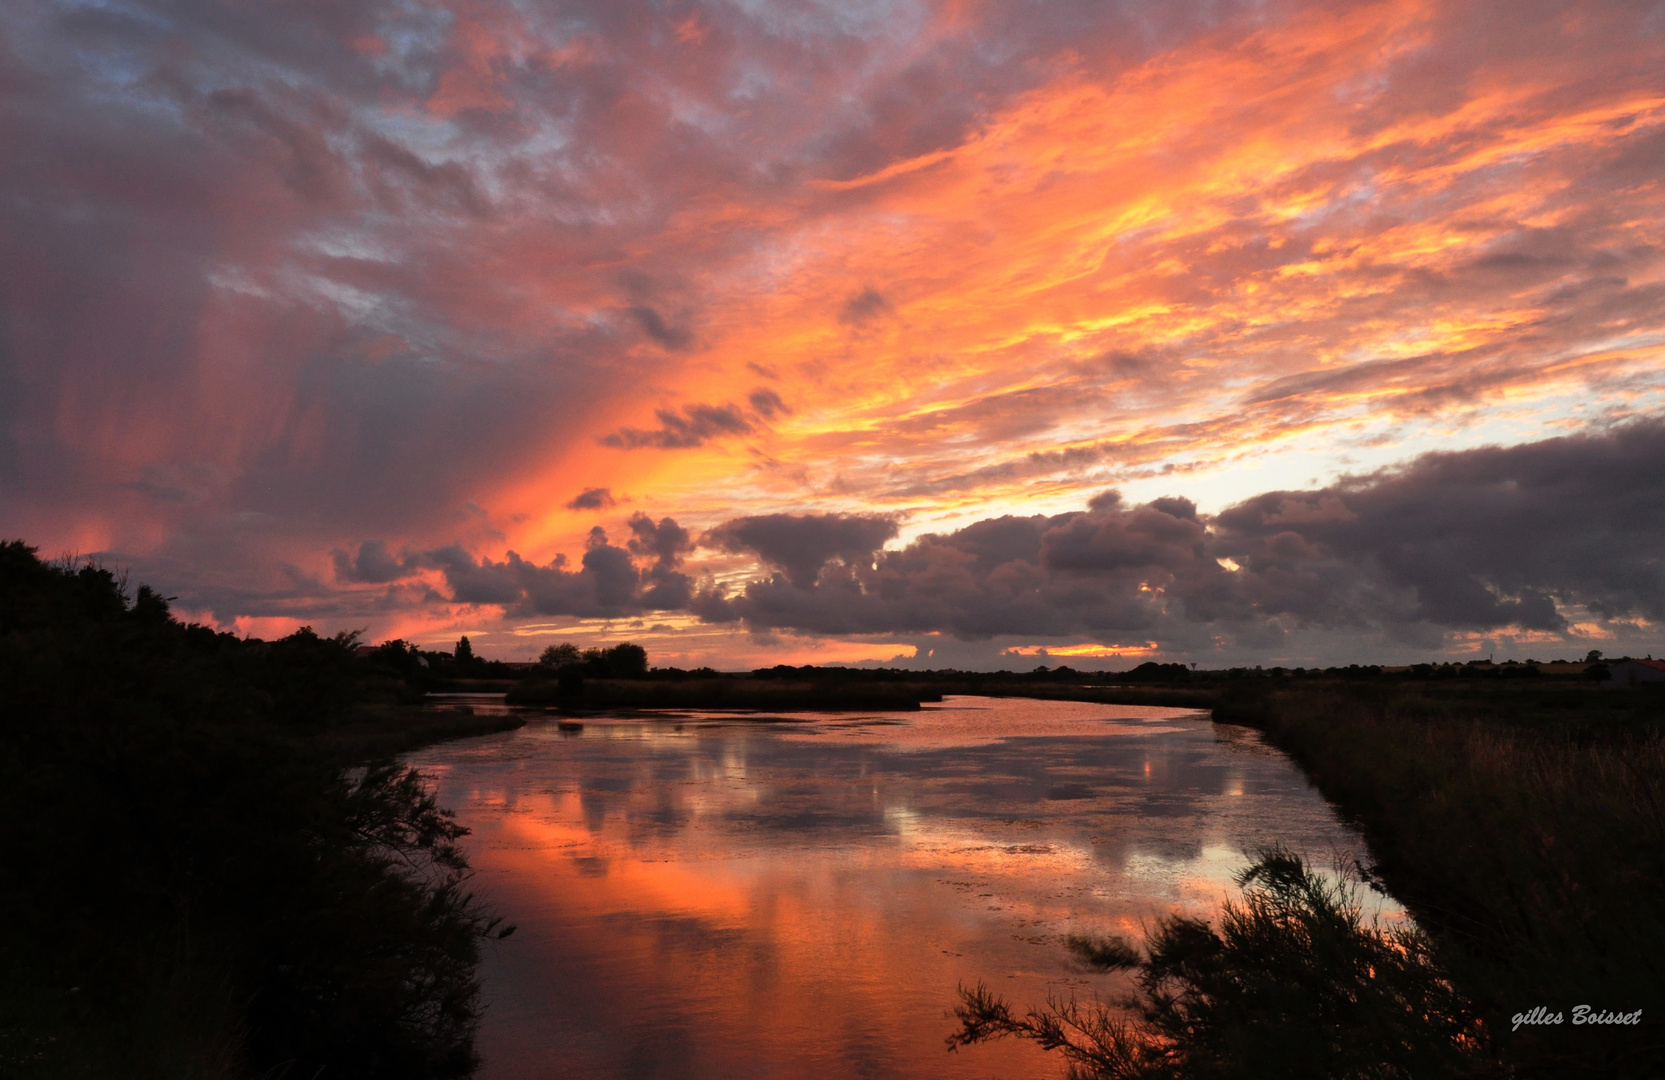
[954,849,1481,1079]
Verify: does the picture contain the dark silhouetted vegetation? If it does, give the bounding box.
[0,541,514,1079]
[1211,679,1665,1076]
[502,654,1219,713]
[1066,933,1141,971]
[952,850,1482,1079]
[497,649,1652,716]
[507,675,929,712]
[538,641,580,667]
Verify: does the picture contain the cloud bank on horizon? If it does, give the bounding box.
[341,420,1665,663]
[1,0,1662,665]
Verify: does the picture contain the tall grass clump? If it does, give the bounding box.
[952,849,1481,1079]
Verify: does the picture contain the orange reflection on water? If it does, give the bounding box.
[410,698,1400,1079]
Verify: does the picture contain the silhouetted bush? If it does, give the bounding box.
[952,850,1481,1079]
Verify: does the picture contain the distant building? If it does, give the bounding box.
[1605,658,1665,687]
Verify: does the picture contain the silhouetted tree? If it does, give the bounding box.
[605,642,649,677]
[539,641,580,667]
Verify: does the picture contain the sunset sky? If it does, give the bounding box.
[3,0,1663,667]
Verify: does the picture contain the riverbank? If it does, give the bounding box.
[1215,679,1665,1075]
[507,676,933,711]
[316,704,526,760]
[934,679,1216,710]
[505,673,1218,713]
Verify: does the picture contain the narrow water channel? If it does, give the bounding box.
[406,696,1398,1080]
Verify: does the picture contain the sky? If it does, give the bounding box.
[2,0,1663,668]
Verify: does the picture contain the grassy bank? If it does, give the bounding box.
[507,676,931,711]
[0,542,511,1080]
[1214,679,1665,1075]
[316,703,525,761]
[934,679,1217,710]
[504,672,1216,713]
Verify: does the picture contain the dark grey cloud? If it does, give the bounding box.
[1209,419,1665,632]
[627,513,693,571]
[694,506,1180,638]
[421,543,528,606]
[219,420,1665,662]
[838,287,890,324]
[747,388,790,420]
[703,512,900,588]
[627,305,693,350]
[692,420,1665,646]
[414,523,690,618]
[600,386,797,450]
[123,463,226,506]
[332,538,411,584]
[566,487,616,511]
[626,512,695,608]
[600,403,755,449]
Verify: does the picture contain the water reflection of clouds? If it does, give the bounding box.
[409,697,1401,1079]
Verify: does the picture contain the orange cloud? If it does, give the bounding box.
[7,0,1663,664]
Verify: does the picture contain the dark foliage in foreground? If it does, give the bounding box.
[1214,680,1665,1075]
[952,850,1482,1079]
[0,541,508,1079]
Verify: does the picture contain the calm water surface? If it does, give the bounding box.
[407,696,1395,1080]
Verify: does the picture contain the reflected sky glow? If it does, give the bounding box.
[409,697,1399,1079]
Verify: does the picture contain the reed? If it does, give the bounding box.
[1217,681,1665,1074]
[507,676,929,711]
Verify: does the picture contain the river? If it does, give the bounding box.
[405,695,1397,1080]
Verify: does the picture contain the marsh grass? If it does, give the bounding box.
[953,849,1481,1079]
[507,676,929,711]
[1216,682,1665,1074]
[939,681,1218,709]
